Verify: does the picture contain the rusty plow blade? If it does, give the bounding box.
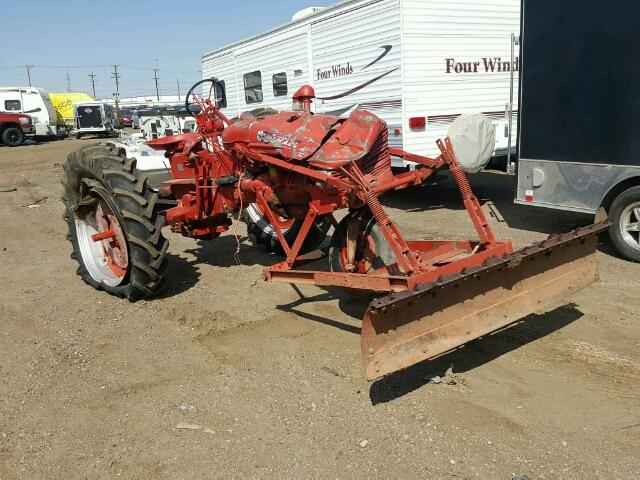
[361,222,609,380]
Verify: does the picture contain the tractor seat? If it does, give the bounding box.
[308,110,387,170]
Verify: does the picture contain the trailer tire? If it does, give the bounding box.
[608,186,640,262]
[62,143,169,300]
[243,203,330,254]
[2,126,24,147]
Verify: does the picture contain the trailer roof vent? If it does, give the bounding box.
[292,7,325,22]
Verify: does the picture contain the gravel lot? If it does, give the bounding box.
[1,138,638,479]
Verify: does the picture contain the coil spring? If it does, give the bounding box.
[364,190,387,223]
[451,166,472,199]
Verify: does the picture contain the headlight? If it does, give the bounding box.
[19,117,31,125]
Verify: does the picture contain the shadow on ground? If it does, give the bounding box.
[275,285,370,335]
[156,235,281,299]
[368,303,584,405]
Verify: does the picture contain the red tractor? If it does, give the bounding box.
[62,79,608,379]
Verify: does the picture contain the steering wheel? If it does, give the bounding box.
[185,78,225,118]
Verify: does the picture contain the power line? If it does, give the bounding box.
[0,64,200,74]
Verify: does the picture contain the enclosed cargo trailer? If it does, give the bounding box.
[516,0,640,261]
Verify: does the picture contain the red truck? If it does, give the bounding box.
[0,112,34,147]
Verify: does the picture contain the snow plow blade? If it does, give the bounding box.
[361,222,609,380]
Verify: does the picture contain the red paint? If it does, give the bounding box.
[91,229,116,242]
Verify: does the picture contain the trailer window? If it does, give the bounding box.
[272,72,288,97]
[214,80,227,109]
[243,71,263,104]
[4,100,21,111]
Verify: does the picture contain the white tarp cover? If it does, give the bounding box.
[447,114,496,173]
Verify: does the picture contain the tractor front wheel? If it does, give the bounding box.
[243,203,330,254]
[62,143,169,300]
[329,210,396,274]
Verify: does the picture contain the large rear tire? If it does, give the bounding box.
[62,143,169,300]
[243,203,330,254]
[609,186,640,262]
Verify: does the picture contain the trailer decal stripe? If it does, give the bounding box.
[317,67,399,101]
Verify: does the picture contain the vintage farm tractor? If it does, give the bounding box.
[62,79,608,379]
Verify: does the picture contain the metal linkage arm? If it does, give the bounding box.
[436,138,496,246]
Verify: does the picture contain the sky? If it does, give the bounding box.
[0,0,333,98]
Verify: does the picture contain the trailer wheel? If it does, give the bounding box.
[243,203,330,254]
[75,132,82,140]
[609,186,640,262]
[62,143,169,300]
[2,126,24,147]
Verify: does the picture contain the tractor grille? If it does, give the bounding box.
[358,128,391,178]
[330,128,392,183]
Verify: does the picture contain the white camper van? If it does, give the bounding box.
[201,0,520,168]
[0,87,68,138]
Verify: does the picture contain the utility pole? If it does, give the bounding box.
[176,77,181,101]
[153,68,161,101]
[66,70,71,92]
[24,65,33,86]
[88,73,97,98]
[111,65,121,126]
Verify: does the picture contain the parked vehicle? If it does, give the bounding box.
[201,0,520,168]
[517,0,640,261]
[49,92,94,129]
[119,109,134,127]
[73,101,118,139]
[107,136,171,190]
[0,87,68,138]
[131,110,141,129]
[138,105,198,140]
[0,112,34,146]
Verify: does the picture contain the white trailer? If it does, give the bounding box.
[0,86,68,138]
[201,0,520,168]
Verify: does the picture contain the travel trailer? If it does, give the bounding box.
[0,86,68,138]
[201,0,520,168]
[517,0,640,262]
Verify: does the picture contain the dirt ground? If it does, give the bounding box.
[0,138,638,479]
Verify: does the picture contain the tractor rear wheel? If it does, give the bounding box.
[62,143,169,300]
[243,203,330,254]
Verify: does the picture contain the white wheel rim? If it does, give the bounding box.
[75,190,129,286]
[620,201,640,252]
[245,203,294,235]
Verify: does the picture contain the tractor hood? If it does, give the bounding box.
[221,112,341,161]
